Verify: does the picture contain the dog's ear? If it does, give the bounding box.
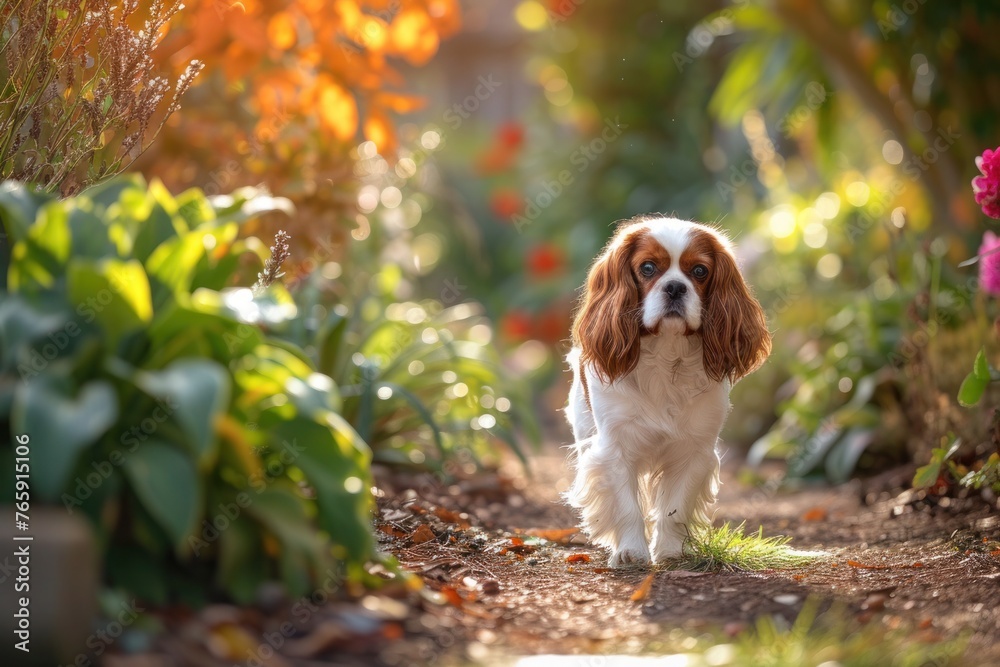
[700,241,771,383]
[572,233,642,384]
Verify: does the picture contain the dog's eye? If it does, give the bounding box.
[639,261,657,278]
[691,264,708,280]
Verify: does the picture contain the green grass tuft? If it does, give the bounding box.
[665,521,826,572]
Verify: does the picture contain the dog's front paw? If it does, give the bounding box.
[608,547,651,568]
[651,542,683,563]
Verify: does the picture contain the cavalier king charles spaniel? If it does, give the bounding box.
[565,215,771,567]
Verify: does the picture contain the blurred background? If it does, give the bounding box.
[4,0,1000,663]
[141,0,1000,478]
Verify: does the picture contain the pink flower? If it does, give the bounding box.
[979,231,1000,295]
[973,147,1000,219]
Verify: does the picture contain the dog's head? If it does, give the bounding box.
[571,215,771,384]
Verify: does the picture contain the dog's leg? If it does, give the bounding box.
[650,450,720,562]
[566,439,650,567]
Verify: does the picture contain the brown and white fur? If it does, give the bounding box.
[565,215,771,567]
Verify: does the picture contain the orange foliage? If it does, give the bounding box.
[139,0,460,256]
[159,0,460,155]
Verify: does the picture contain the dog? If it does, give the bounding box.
[564,215,771,567]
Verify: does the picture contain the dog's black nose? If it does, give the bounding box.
[663,281,687,299]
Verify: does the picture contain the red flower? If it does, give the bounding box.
[534,309,569,344]
[973,147,1000,219]
[497,121,524,150]
[501,310,533,341]
[527,244,563,277]
[475,148,515,175]
[489,188,523,219]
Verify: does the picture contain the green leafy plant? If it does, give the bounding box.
[251,264,540,471]
[957,452,1000,492]
[913,437,1000,495]
[957,347,1000,407]
[0,175,375,604]
[912,438,961,489]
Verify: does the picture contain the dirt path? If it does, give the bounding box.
[375,445,1000,665]
[109,444,1000,667]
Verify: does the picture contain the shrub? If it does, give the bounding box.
[247,264,541,471]
[0,175,375,604]
[0,1,202,195]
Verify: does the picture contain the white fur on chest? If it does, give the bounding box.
[574,334,730,465]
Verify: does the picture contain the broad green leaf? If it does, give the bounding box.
[958,372,988,408]
[174,188,217,230]
[81,173,145,208]
[286,373,341,419]
[67,259,152,346]
[217,516,269,604]
[787,421,842,478]
[0,294,75,372]
[317,311,348,376]
[146,299,263,365]
[913,440,961,488]
[271,417,373,562]
[912,460,943,489]
[12,378,117,501]
[145,231,211,305]
[134,359,230,461]
[130,199,179,263]
[122,440,200,549]
[245,486,329,597]
[66,204,118,259]
[8,201,71,291]
[974,347,990,381]
[824,428,875,484]
[0,180,52,242]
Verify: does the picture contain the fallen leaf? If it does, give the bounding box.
[439,585,463,607]
[565,553,591,563]
[433,506,466,525]
[918,617,934,630]
[411,525,436,544]
[802,507,827,521]
[630,573,655,602]
[504,537,537,554]
[662,570,710,578]
[379,524,407,538]
[382,622,404,640]
[847,559,891,570]
[524,527,580,544]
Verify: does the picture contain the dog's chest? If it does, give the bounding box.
[603,339,729,442]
